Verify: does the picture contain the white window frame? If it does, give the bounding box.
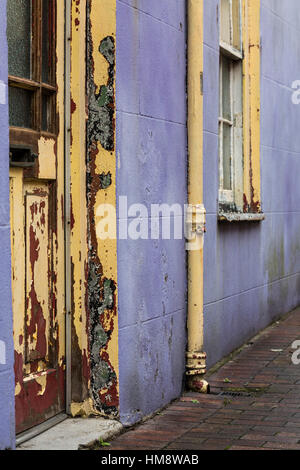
[219,0,244,211]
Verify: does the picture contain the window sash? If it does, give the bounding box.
[8,0,57,145]
[219,54,234,201]
[219,0,244,209]
[219,55,243,207]
[219,0,261,216]
[220,0,242,53]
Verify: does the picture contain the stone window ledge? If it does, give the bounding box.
[218,211,265,223]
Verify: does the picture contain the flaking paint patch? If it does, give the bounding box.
[70,398,102,418]
[100,172,112,190]
[87,35,115,151]
[36,375,47,396]
[69,0,90,411]
[242,0,261,213]
[86,0,119,417]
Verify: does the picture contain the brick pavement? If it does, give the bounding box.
[102,308,300,450]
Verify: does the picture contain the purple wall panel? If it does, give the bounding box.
[116,0,187,425]
[203,0,300,369]
[0,0,15,450]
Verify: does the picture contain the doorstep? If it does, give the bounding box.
[18,417,123,451]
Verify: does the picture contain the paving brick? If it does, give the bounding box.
[231,419,267,426]
[168,437,208,445]
[241,433,299,444]
[263,416,288,424]
[122,430,184,442]
[204,417,234,425]
[109,439,164,450]
[238,412,267,420]
[251,426,285,435]
[164,441,207,450]
[263,442,300,450]
[199,438,234,450]
[230,439,266,448]
[229,445,267,450]
[285,421,300,428]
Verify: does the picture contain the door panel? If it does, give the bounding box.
[25,187,50,366]
[9,1,66,434]
[11,175,65,434]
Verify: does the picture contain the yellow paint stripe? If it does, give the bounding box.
[90,0,119,397]
[243,0,261,211]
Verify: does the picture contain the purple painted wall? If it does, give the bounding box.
[203,0,300,369]
[0,0,15,450]
[116,0,187,425]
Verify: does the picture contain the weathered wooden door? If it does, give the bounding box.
[8,1,66,434]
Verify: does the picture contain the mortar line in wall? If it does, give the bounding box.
[118,307,186,332]
[117,214,187,222]
[203,42,219,53]
[116,109,186,127]
[117,0,184,33]
[203,128,219,137]
[204,272,300,308]
[262,74,296,92]
[0,369,12,377]
[261,210,300,214]
[262,143,300,157]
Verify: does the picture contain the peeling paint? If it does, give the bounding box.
[69,0,90,411]
[86,0,119,416]
[87,35,115,152]
[100,172,112,190]
[242,0,261,214]
[70,397,102,418]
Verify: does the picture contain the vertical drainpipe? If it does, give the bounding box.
[64,0,72,414]
[186,0,209,393]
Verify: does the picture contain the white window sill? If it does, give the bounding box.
[218,211,265,223]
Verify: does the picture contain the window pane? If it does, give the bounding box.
[42,93,54,132]
[220,0,231,44]
[9,87,32,128]
[7,0,31,78]
[42,94,48,131]
[232,0,241,50]
[222,55,231,121]
[223,123,232,190]
[42,0,53,83]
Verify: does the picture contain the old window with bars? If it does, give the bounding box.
[219,0,243,210]
[7,0,56,160]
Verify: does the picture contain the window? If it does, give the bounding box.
[7,0,56,160]
[219,0,263,220]
[219,0,243,210]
